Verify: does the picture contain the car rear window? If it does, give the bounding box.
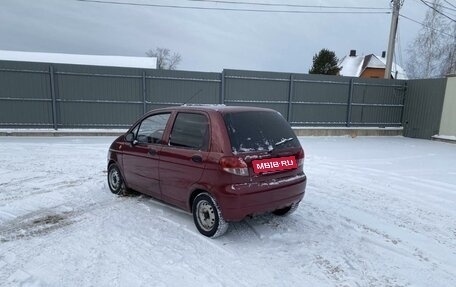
[223,111,299,153]
[169,113,209,150]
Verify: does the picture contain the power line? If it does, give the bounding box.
[182,0,390,10]
[418,0,456,22]
[75,0,391,14]
[423,0,456,12]
[438,2,456,12]
[423,0,456,16]
[443,0,456,9]
[422,0,456,18]
[400,13,454,37]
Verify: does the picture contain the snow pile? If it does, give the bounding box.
[0,50,157,69]
[0,136,455,286]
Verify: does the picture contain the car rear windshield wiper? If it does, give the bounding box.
[268,137,294,154]
[275,137,294,147]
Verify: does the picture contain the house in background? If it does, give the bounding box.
[338,50,407,79]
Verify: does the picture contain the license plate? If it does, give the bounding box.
[252,156,297,174]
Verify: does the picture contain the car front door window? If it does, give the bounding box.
[137,113,171,144]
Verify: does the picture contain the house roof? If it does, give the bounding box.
[339,53,407,79]
[0,50,157,69]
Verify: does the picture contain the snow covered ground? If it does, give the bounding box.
[0,136,455,287]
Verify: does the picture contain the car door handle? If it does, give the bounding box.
[148,148,157,156]
[191,155,203,163]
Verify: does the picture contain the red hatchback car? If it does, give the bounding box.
[107,105,307,237]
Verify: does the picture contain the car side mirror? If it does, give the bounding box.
[125,132,135,143]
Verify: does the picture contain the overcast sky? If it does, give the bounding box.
[0,0,437,73]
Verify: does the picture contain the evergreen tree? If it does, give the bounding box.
[309,49,341,75]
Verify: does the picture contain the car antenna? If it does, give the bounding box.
[182,89,203,106]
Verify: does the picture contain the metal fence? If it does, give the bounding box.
[403,78,447,139]
[0,60,407,129]
[223,70,406,127]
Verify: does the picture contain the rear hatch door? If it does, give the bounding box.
[223,110,303,182]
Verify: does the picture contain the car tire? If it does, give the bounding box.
[272,202,300,216]
[107,164,128,196]
[192,192,229,238]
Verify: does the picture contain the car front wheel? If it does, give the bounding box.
[192,192,229,238]
[107,164,127,195]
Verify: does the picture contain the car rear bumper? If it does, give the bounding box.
[216,173,307,221]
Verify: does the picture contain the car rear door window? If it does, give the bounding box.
[223,111,299,153]
[169,113,209,150]
[137,113,171,144]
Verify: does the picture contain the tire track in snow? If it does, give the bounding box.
[300,201,441,287]
[0,212,73,243]
[310,161,456,249]
[0,196,130,286]
[130,195,296,286]
[0,192,124,244]
[306,176,456,282]
[101,195,251,287]
[316,161,456,201]
[136,195,239,259]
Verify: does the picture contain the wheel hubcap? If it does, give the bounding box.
[109,168,120,190]
[196,200,216,232]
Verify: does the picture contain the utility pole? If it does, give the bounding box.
[384,0,402,79]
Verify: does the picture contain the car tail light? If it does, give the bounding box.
[220,157,249,176]
[297,148,305,167]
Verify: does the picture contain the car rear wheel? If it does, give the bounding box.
[192,193,229,238]
[107,164,128,196]
[272,202,300,216]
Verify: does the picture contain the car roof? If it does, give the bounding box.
[150,105,277,114]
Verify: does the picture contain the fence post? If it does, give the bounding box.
[220,70,225,104]
[142,71,147,113]
[49,65,58,130]
[287,74,294,123]
[346,78,354,127]
[399,81,407,125]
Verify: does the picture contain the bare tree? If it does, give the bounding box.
[146,47,182,70]
[440,22,456,75]
[406,0,454,78]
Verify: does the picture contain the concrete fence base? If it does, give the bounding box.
[292,127,403,137]
[0,129,126,137]
[0,128,403,137]
[431,135,456,144]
